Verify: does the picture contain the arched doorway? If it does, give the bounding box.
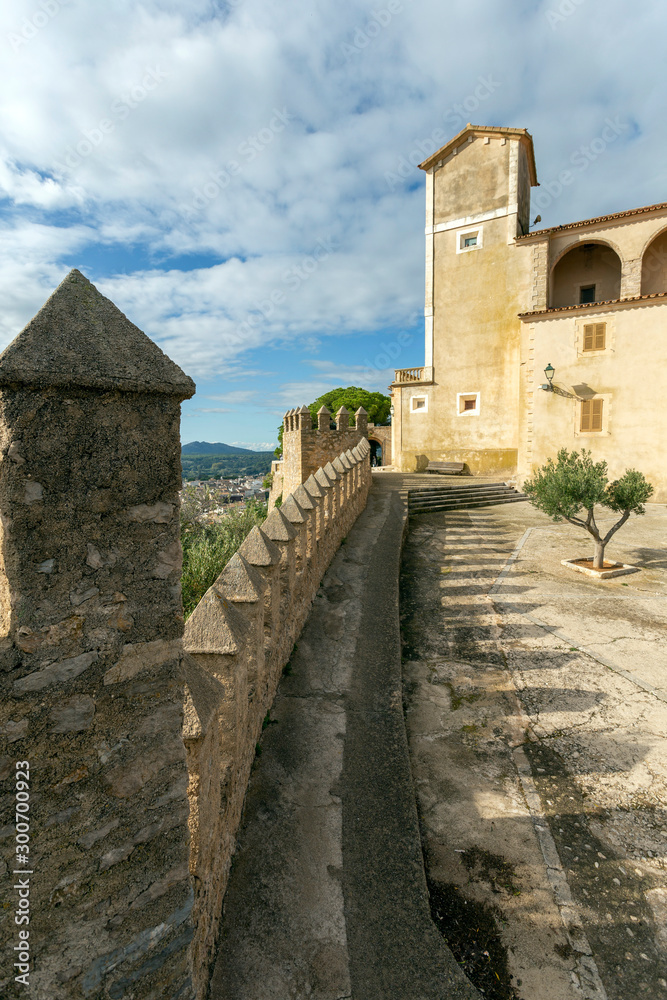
[370,439,383,467]
[550,242,622,308]
[641,229,667,295]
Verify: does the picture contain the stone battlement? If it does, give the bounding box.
[269,404,370,506]
[0,270,372,1000]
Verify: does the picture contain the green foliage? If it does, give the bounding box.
[181,452,273,480]
[262,472,274,490]
[605,468,655,512]
[523,449,653,521]
[181,500,268,618]
[274,385,391,456]
[523,449,653,568]
[309,386,391,426]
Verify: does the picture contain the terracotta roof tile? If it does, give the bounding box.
[519,291,667,319]
[517,202,667,241]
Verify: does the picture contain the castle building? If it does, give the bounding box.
[390,124,667,501]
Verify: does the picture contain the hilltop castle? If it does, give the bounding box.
[390,124,667,500]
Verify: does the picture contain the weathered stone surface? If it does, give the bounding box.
[0,269,196,398]
[49,694,95,732]
[103,638,182,685]
[0,271,196,1000]
[238,526,281,567]
[280,494,306,524]
[263,506,298,542]
[216,552,264,603]
[128,502,175,523]
[14,650,98,692]
[184,589,249,656]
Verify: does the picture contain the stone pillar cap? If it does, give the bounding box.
[355,406,368,415]
[0,269,195,397]
[336,405,349,414]
[317,405,331,415]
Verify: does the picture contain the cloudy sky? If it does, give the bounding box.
[1,0,664,449]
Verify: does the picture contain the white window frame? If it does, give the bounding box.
[456,225,483,254]
[457,392,480,416]
[410,395,428,413]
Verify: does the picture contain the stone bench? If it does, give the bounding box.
[426,461,467,475]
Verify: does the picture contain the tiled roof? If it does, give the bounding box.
[517,202,667,241]
[519,291,667,319]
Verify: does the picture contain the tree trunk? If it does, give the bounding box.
[593,540,606,570]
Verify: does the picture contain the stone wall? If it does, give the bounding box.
[0,269,373,999]
[0,271,197,1000]
[183,437,371,991]
[269,404,370,505]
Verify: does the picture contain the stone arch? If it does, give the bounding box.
[549,240,623,308]
[641,227,667,295]
[369,437,383,467]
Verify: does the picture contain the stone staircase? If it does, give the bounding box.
[408,480,528,514]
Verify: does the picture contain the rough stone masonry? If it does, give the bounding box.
[0,270,197,999]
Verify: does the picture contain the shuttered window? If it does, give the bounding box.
[580,398,603,432]
[583,323,606,351]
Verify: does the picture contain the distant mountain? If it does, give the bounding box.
[182,441,257,455]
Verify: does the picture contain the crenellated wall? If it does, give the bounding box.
[269,403,370,506]
[182,438,371,992]
[0,269,373,1000]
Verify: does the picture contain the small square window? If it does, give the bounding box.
[457,226,483,254]
[457,392,480,415]
[411,396,427,413]
[580,398,603,432]
[582,323,606,352]
[580,284,596,304]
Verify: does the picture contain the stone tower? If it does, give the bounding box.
[391,124,539,475]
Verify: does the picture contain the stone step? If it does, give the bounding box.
[409,494,528,513]
[409,485,516,500]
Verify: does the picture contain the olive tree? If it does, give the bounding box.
[523,449,653,569]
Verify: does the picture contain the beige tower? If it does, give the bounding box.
[391,124,539,474]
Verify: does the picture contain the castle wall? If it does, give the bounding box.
[0,270,373,1000]
[270,405,370,503]
[182,439,371,987]
[0,271,197,1000]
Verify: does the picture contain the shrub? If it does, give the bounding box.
[523,449,653,569]
[181,500,267,618]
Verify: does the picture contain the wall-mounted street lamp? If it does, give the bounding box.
[541,363,555,391]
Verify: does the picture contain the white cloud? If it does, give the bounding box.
[1,0,665,406]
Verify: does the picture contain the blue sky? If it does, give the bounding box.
[1,0,665,450]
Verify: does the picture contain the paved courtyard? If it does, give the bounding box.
[401,498,667,1000]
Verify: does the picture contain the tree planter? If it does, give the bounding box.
[561,558,639,580]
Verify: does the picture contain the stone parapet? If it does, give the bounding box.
[182,439,371,989]
[0,271,197,1000]
[275,405,370,503]
[0,270,373,1000]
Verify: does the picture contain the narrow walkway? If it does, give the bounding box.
[208,473,480,1000]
